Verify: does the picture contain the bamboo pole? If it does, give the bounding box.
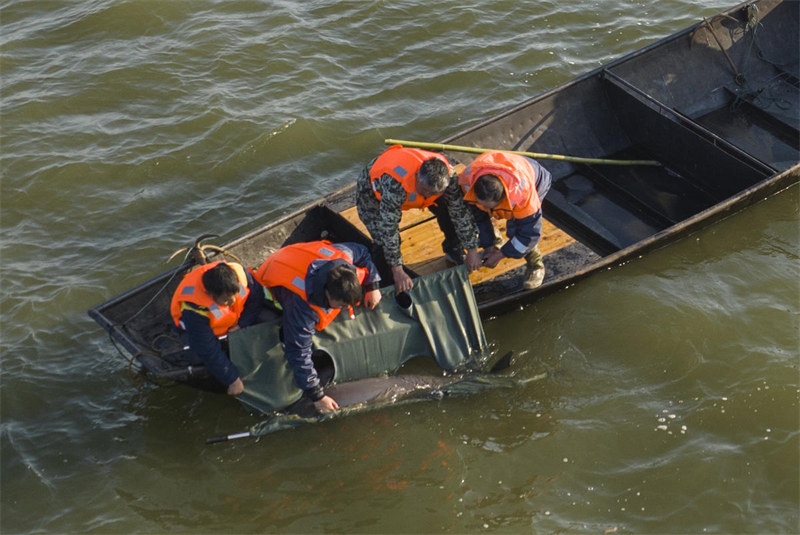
[384,139,661,166]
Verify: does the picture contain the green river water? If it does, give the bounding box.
[1,1,798,533]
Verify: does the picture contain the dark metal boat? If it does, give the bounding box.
[89,0,799,387]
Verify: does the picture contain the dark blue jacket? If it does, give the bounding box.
[268,242,380,401]
[178,269,266,386]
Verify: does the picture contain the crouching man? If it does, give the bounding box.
[459,151,552,289]
[170,261,267,395]
[254,241,382,412]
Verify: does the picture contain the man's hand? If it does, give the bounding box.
[314,395,339,413]
[482,246,505,269]
[465,249,482,272]
[364,288,382,310]
[227,377,244,396]
[392,265,414,292]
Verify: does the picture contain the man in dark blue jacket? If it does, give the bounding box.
[256,241,381,412]
[173,263,269,395]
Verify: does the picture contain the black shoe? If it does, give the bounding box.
[444,248,465,265]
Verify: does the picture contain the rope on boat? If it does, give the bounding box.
[702,17,746,86]
[110,235,238,373]
[122,259,187,325]
[123,235,234,326]
[707,5,795,115]
[102,259,187,374]
[384,139,662,166]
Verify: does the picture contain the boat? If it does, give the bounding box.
[89,0,799,400]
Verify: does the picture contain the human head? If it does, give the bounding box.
[324,264,362,308]
[202,263,240,306]
[473,174,505,210]
[416,158,451,198]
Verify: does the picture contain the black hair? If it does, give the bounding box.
[325,264,362,306]
[417,158,450,193]
[473,174,505,203]
[202,263,240,298]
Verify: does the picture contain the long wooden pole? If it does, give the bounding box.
[384,139,661,166]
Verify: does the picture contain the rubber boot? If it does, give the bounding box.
[522,244,545,290]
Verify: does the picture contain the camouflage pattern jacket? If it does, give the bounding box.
[356,160,479,267]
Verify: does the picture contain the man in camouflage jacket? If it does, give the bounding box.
[356,146,481,291]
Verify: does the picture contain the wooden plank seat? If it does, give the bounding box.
[338,205,575,285]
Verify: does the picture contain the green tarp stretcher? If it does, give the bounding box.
[228,266,488,416]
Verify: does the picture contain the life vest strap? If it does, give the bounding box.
[263,287,283,313]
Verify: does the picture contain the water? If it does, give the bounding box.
[1,0,798,533]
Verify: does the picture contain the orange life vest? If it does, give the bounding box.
[170,261,251,336]
[254,241,368,331]
[369,145,452,209]
[459,151,541,220]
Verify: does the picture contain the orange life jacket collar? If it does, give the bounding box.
[254,241,368,331]
[170,261,251,336]
[369,145,453,210]
[459,151,541,220]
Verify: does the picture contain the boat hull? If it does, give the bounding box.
[88,0,799,386]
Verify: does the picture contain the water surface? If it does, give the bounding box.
[1,0,798,533]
